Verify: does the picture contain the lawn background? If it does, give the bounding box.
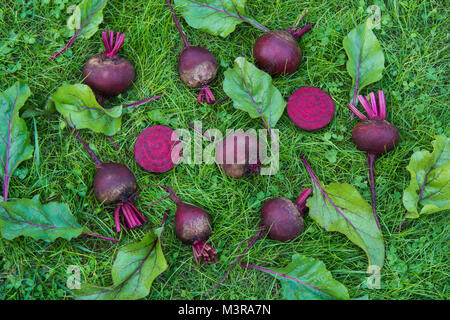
[0,0,448,300]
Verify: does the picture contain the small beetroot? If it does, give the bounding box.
[134,125,182,173]
[347,91,400,229]
[83,30,136,100]
[287,87,335,131]
[166,0,217,103]
[214,131,265,179]
[253,14,312,76]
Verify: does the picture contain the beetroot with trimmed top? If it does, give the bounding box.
[215,131,265,179]
[166,0,217,104]
[253,14,312,76]
[134,125,182,173]
[83,30,136,99]
[207,189,312,295]
[287,87,335,131]
[347,90,400,230]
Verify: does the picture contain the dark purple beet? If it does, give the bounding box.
[153,185,217,264]
[253,20,312,76]
[166,0,217,103]
[352,120,399,156]
[260,197,304,242]
[347,91,400,230]
[82,30,135,98]
[93,163,137,205]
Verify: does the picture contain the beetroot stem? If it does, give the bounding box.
[293,23,312,39]
[367,153,381,230]
[166,0,190,47]
[347,103,368,121]
[123,94,164,108]
[49,0,107,61]
[295,189,312,215]
[205,228,267,296]
[358,95,376,119]
[378,91,386,120]
[81,232,119,243]
[65,118,103,168]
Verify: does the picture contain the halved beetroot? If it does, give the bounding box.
[287,87,335,131]
[134,125,182,173]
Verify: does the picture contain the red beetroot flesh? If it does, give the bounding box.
[287,87,335,131]
[134,125,182,173]
[83,54,135,97]
[178,46,218,89]
[93,163,137,205]
[253,30,302,76]
[352,120,399,156]
[261,197,304,241]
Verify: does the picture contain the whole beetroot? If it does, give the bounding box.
[348,91,400,229]
[253,14,312,76]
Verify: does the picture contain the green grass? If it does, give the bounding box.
[0,0,448,300]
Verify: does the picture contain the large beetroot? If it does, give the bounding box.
[347,91,400,229]
[253,14,312,76]
[166,0,217,103]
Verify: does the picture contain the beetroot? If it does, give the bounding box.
[206,189,312,295]
[347,91,400,229]
[152,185,217,264]
[253,15,312,76]
[82,30,135,99]
[214,132,265,178]
[134,125,182,173]
[287,87,335,131]
[166,0,217,103]
[66,120,147,232]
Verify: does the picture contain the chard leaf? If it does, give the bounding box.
[46,84,123,136]
[247,253,349,300]
[174,0,268,38]
[223,57,286,132]
[0,82,34,201]
[343,18,385,106]
[0,196,83,241]
[66,0,108,39]
[75,228,167,300]
[301,156,385,269]
[403,135,450,219]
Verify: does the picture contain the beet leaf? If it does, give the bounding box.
[0,82,34,202]
[46,84,123,136]
[243,253,349,300]
[75,225,167,300]
[343,18,384,109]
[223,57,286,133]
[174,0,268,37]
[301,156,385,269]
[403,135,449,219]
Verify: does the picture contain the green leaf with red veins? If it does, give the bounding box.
[223,57,286,132]
[403,135,450,219]
[45,84,123,136]
[74,228,167,300]
[343,19,385,106]
[66,0,109,39]
[174,0,268,38]
[0,196,83,241]
[0,81,34,201]
[253,253,350,300]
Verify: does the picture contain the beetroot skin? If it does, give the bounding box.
[134,125,182,173]
[348,91,400,229]
[215,132,265,179]
[83,31,135,98]
[253,21,312,76]
[93,163,137,204]
[166,0,217,103]
[287,86,335,131]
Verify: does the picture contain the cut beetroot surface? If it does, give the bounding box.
[287,87,335,131]
[134,125,182,173]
